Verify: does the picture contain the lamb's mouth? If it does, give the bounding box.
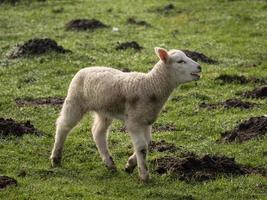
[190,72,201,78]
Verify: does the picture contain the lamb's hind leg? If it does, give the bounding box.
[50,99,85,167]
[125,125,151,174]
[92,113,116,171]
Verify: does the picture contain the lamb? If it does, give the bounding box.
[50,47,202,182]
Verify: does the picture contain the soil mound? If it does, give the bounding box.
[126,17,151,27]
[153,155,265,182]
[215,74,265,85]
[150,140,178,152]
[115,41,143,51]
[66,19,108,31]
[0,176,17,189]
[182,50,218,64]
[8,38,69,58]
[0,118,42,137]
[15,97,64,107]
[219,116,267,143]
[200,99,256,109]
[242,86,267,98]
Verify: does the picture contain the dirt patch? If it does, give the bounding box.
[15,97,64,107]
[219,116,267,143]
[0,176,17,189]
[115,41,143,51]
[215,74,249,84]
[149,140,178,152]
[153,154,266,182]
[114,122,177,133]
[241,85,267,98]
[113,126,126,133]
[121,67,131,72]
[8,38,70,59]
[151,3,189,17]
[37,169,54,179]
[182,50,218,64]
[171,96,183,102]
[215,74,265,85]
[152,3,175,14]
[199,99,256,110]
[17,170,27,177]
[52,7,64,14]
[221,99,256,109]
[0,118,42,137]
[153,122,177,132]
[65,19,108,31]
[0,0,20,5]
[163,3,175,11]
[126,17,151,27]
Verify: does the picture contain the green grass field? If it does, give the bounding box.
[0,0,267,199]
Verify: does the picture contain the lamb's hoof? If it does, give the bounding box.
[125,164,136,174]
[50,157,61,168]
[104,157,117,172]
[139,174,150,183]
[106,165,117,172]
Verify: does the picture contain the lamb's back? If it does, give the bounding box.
[74,66,145,104]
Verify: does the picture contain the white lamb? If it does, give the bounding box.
[50,47,201,182]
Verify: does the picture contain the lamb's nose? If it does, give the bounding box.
[197,65,202,72]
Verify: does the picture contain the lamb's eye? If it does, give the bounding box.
[177,60,186,64]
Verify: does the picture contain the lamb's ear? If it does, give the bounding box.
[155,47,169,63]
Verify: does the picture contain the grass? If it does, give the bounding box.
[0,0,267,199]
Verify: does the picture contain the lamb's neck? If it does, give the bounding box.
[146,62,177,100]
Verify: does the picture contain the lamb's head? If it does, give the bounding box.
[155,47,202,84]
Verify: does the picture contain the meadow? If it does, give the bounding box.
[0,0,266,199]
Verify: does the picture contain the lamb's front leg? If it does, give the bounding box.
[127,123,150,182]
[125,125,151,173]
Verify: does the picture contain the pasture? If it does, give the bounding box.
[0,0,266,199]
